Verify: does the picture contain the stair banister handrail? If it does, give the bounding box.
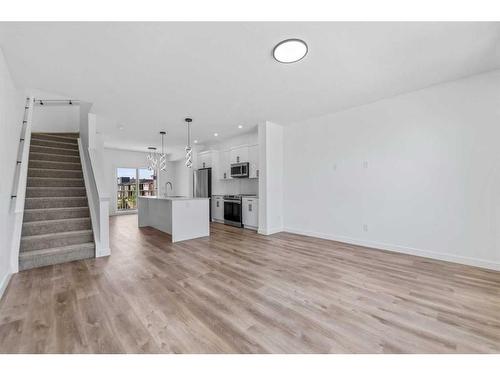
[9,96,35,272]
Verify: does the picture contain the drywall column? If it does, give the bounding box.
[79,101,93,149]
[258,121,284,235]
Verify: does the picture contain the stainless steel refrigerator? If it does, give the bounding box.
[193,168,212,220]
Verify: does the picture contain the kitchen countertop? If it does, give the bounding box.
[212,195,258,198]
[138,196,209,201]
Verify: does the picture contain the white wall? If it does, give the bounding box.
[172,159,191,197]
[283,70,500,270]
[32,104,80,133]
[158,165,177,197]
[0,49,24,298]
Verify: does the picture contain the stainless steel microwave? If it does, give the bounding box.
[230,162,249,178]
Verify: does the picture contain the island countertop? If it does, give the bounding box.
[138,196,209,201]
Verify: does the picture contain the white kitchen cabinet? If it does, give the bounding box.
[219,150,231,180]
[196,150,219,170]
[248,144,259,179]
[242,197,258,230]
[230,145,249,164]
[196,151,211,169]
[212,196,224,222]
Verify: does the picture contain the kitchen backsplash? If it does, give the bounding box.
[213,178,258,196]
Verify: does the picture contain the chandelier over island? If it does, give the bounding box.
[146,130,168,172]
[184,117,193,168]
[159,131,167,172]
[146,147,157,171]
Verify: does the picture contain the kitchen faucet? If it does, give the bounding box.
[164,181,173,197]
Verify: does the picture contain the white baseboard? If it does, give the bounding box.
[0,272,12,301]
[110,210,137,216]
[96,247,111,258]
[284,227,500,271]
[258,227,283,235]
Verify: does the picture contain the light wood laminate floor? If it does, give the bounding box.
[1,214,500,353]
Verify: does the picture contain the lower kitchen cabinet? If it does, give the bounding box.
[242,197,258,230]
[212,196,224,222]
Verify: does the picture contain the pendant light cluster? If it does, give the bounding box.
[147,118,194,171]
[146,147,157,171]
[147,130,168,172]
[159,131,167,171]
[184,117,193,168]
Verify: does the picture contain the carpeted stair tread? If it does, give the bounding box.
[20,229,94,252]
[29,145,79,157]
[25,196,88,209]
[23,206,90,222]
[22,217,91,236]
[18,242,95,271]
[29,151,80,163]
[26,186,86,198]
[27,177,84,187]
[31,133,78,144]
[30,138,79,150]
[28,168,83,179]
[37,132,79,139]
[29,159,82,170]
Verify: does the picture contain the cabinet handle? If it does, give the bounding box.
[203,162,205,168]
[256,169,259,178]
[249,203,252,212]
[223,172,226,179]
[217,201,219,207]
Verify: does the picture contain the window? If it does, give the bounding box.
[138,168,156,197]
[117,167,156,211]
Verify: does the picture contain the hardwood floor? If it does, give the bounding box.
[1,214,500,353]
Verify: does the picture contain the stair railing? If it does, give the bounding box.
[9,96,35,272]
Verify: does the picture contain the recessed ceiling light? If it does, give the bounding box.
[273,39,308,63]
[238,125,243,129]
[194,140,198,144]
[214,133,219,137]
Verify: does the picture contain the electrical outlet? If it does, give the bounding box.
[363,224,368,232]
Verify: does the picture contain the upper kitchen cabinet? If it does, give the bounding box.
[196,150,217,169]
[248,144,259,179]
[219,150,231,180]
[230,145,249,164]
[216,144,259,180]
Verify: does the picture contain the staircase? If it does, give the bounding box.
[19,132,95,271]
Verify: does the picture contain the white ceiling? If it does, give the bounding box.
[1,22,500,155]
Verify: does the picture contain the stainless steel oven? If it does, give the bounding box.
[223,195,242,227]
[230,162,249,178]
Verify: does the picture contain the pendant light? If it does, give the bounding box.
[159,131,167,171]
[147,147,157,171]
[184,118,193,168]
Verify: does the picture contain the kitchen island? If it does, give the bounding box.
[138,196,210,242]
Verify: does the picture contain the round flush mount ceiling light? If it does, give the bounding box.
[273,39,308,63]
